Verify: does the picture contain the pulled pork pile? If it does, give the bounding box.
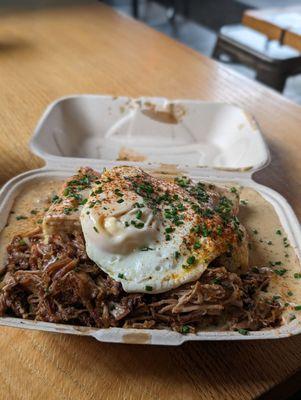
[0,228,282,333]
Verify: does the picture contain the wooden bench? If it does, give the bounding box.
[212,24,301,92]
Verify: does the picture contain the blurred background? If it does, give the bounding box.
[1,0,301,105]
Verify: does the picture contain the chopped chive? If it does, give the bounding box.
[130,220,144,229]
[118,273,124,279]
[294,305,301,311]
[193,240,201,250]
[216,225,223,236]
[117,199,124,203]
[237,328,249,336]
[187,256,196,265]
[230,187,237,193]
[37,219,43,224]
[16,215,27,220]
[136,210,142,219]
[114,189,123,197]
[63,208,73,215]
[283,237,290,248]
[19,239,26,246]
[181,325,190,334]
[202,208,213,218]
[174,176,190,188]
[287,290,294,297]
[175,251,180,259]
[79,198,88,205]
[274,269,287,276]
[294,273,301,279]
[276,229,282,235]
[269,261,282,266]
[175,220,184,226]
[93,226,99,233]
[30,209,38,215]
[51,195,59,203]
[145,285,153,292]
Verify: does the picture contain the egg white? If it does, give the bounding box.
[79,168,214,293]
[80,166,243,294]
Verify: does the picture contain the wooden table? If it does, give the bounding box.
[243,6,301,50]
[1,3,301,399]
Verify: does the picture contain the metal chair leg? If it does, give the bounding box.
[132,0,139,19]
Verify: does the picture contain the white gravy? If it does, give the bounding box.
[0,179,300,325]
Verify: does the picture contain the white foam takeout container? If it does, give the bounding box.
[0,95,300,345]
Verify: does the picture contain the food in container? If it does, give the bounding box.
[0,96,300,345]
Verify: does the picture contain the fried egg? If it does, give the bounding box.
[80,166,248,294]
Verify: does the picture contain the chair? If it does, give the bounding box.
[212,24,301,92]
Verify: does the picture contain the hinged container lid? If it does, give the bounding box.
[30,95,270,173]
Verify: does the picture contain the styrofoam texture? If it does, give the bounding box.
[0,165,300,345]
[29,95,270,171]
[0,95,298,344]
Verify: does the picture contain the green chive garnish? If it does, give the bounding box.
[187,256,196,265]
[181,325,190,334]
[16,215,27,220]
[237,328,249,336]
[274,269,287,276]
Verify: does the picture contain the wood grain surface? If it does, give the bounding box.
[285,28,301,52]
[1,4,301,400]
[243,6,301,48]
[243,9,283,41]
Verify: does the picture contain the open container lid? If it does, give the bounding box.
[30,95,270,172]
[4,94,299,345]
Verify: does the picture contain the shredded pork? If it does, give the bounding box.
[0,228,282,333]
